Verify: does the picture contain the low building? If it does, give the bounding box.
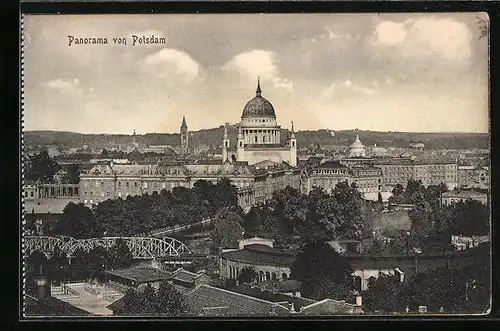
[23,183,80,200]
[105,267,173,292]
[457,158,490,190]
[171,268,212,288]
[441,189,488,206]
[220,244,296,282]
[351,267,405,291]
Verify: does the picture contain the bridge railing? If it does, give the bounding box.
[25,235,192,259]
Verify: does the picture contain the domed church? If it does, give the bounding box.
[348,130,367,157]
[222,79,297,167]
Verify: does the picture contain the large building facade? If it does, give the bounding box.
[79,159,301,209]
[222,80,297,167]
[301,161,385,201]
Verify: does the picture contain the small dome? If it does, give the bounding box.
[349,134,365,149]
[241,79,276,118]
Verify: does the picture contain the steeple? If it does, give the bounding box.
[256,77,262,97]
[290,121,295,138]
[180,116,188,155]
[224,123,229,139]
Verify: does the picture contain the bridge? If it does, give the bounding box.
[24,235,192,259]
[150,218,212,238]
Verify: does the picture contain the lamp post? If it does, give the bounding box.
[406,231,411,256]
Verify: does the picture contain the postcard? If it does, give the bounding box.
[21,13,491,318]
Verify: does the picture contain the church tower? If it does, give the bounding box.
[180,116,188,155]
[236,126,245,162]
[289,121,297,167]
[222,123,230,163]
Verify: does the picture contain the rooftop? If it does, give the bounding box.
[233,283,316,310]
[442,190,488,199]
[185,285,290,316]
[25,295,92,317]
[314,161,349,169]
[299,298,361,315]
[172,268,209,284]
[105,267,173,284]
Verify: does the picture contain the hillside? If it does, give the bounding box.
[24,128,490,151]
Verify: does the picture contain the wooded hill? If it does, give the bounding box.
[25,128,490,151]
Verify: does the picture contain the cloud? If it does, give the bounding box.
[142,48,201,82]
[372,21,407,45]
[42,78,80,93]
[370,17,473,61]
[323,79,376,97]
[222,50,294,92]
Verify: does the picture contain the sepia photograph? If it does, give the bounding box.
[21,13,491,317]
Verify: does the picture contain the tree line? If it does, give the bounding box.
[390,180,489,244]
[240,182,375,249]
[361,250,490,314]
[53,178,238,238]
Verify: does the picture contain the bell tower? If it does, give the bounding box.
[289,121,297,167]
[180,116,188,155]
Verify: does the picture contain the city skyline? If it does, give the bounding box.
[23,13,489,134]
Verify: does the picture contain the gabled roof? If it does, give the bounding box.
[233,283,316,310]
[172,268,210,284]
[185,285,290,316]
[105,267,173,284]
[299,298,361,315]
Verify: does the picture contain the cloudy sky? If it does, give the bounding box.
[23,13,489,134]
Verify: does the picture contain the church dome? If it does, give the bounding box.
[349,134,365,149]
[241,79,276,118]
[349,133,366,157]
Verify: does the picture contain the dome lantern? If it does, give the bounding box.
[241,79,276,118]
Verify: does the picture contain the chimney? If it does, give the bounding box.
[356,295,362,307]
[35,276,49,300]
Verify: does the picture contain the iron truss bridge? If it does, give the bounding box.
[24,235,192,259]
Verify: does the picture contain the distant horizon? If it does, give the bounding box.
[24,127,491,136]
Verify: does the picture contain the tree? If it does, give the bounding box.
[25,150,59,183]
[55,202,101,238]
[389,184,405,205]
[63,164,80,184]
[290,241,354,300]
[214,177,238,210]
[211,210,244,248]
[107,239,133,270]
[242,207,262,236]
[238,266,258,284]
[156,281,191,316]
[362,274,404,312]
[332,181,365,240]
